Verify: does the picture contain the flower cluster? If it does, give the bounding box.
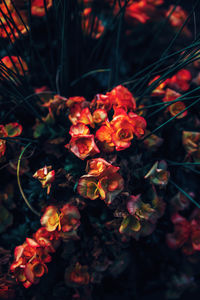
[78,158,124,205]
[149,69,192,119]
[10,203,80,287]
[65,85,147,159]
[10,228,58,288]
[41,204,81,239]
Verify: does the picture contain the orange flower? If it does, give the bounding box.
[69,123,90,137]
[10,237,54,288]
[66,134,100,160]
[33,165,55,194]
[31,0,52,17]
[34,227,59,252]
[169,101,187,119]
[78,176,99,200]
[128,112,147,138]
[91,93,112,111]
[163,88,187,119]
[95,122,115,152]
[107,85,136,111]
[66,96,88,124]
[78,158,124,204]
[0,56,28,79]
[40,206,60,232]
[40,204,80,235]
[96,109,146,151]
[110,115,134,151]
[92,109,108,125]
[78,107,94,128]
[86,158,119,177]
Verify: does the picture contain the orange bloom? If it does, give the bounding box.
[66,96,88,124]
[107,85,136,111]
[128,112,147,138]
[95,122,115,152]
[91,93,112,111]
[10,237,54,288]
[40,206,60,232]
[110,115,134,151]
[78,107,94,128]
[0,56,28,79]
[96,109,146,151]
[34,227,59,251]
[40,204,80,234]
[69,123,90,137]
[86,158,119,177]
[163,88,187,119]
[78,158,124,204]
[33,165,55,194]
[92,109,108,125]
[31,0,52,17]
[66,134,100,160]
[169,101,187,119]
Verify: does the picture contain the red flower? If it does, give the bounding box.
[169,70,191,92]
[66,134,100,160]
[33,166,55,194]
